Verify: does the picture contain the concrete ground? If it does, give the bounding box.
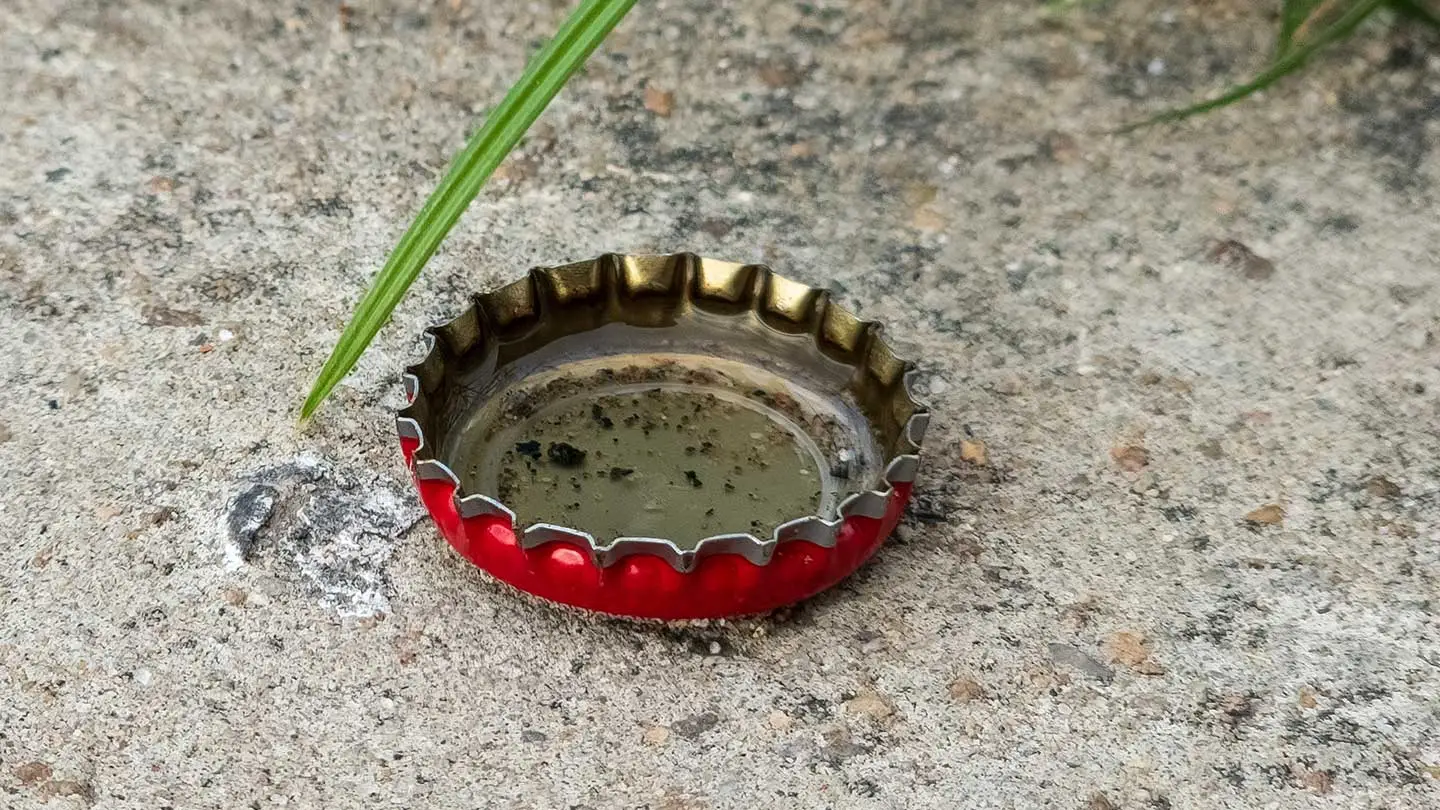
[2,0,1438,807]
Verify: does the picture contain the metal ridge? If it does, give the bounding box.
[396,253,929,572]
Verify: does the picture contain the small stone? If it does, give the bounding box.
[520,729,546,743]
[1105,631,1165,675]
[14,761,52,785]
[843,689,894,720]
[643,85,675,117]
[0,422,11,443]
[43,781,93,803]
[947,676,985,703]
[1129,472,1158,495]
[758,59,802,88]
[1197,438,1224,459]
[1048,643,1114,684]
[819,725,870,761]
[94,504,122,521]
[671,712,718,739]
[707,640,721,655]
[1244,504,1285,525]
[959,439,989,467]
[766,710,794,731]
[147,175,176,193]
[992,375,1024,396]
[547,442,586,467]
[1110,444,1149,472]
[1365,476,1402,499]
[1207,239,1275,280]
[134,668,152,687]
[1042,131,1081,164]
[220,587,247,607]
[125,506,179,539]
[788,140,816,159]
[1299,687,1318,709]
[1293,766,1333,794]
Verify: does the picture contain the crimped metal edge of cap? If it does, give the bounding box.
[396,253,929,573]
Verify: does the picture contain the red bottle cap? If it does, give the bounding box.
[397,254,928,620]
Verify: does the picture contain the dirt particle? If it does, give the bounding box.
[947,676,985,703]
[1207,239,1275,280]
[766,710,794,731]
[125,506,179,539]
[1244,504,1285,525]
[547,442,586,467]
[992,374,1024,396]
[758,59,803,88]
[1364,476,1402,499]
[1105,631,1166,675]
[1217,692,1255,723]
[514,440,542,460]
[1111,444,1149,472]
[1294,766,1333,794]
[642,725,670,746]
[671,711,719,739]
[1041,131,1081,164]
[959,439,989,467]
[1197,438,1224,459]
[843,689,895,721]
[644,85,675,117]
[41,780,94,803]
[608,466,634,480]
[683,470,703,488]
[14,761,52,786]
[819,725,871,761]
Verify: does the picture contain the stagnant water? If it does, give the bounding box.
[483,386,825,543]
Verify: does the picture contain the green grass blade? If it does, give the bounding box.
[1391,0,1440,28]
[300,0,638,421]
[1277,0,1326,56]
[1119,0,1384,131]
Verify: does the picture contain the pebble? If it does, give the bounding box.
[643,85,674,117]
[948,677,985,703]
[766,710,794,731]
[1110,444,1149,472]
[843,689,895,720]
[14,761,52,785]
[642,725,671,746]
[959,439,989,467]
[1048,643,1115,684]
[1244,504,1285,525]
[1129,472,1158,495]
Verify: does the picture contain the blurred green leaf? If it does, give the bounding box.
[1392,0,1440,28]
[1277,0,1327,56]
[1120,0,1384,131]
[301,0,637,421]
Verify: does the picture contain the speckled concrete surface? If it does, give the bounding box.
[2,1,1439,807]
